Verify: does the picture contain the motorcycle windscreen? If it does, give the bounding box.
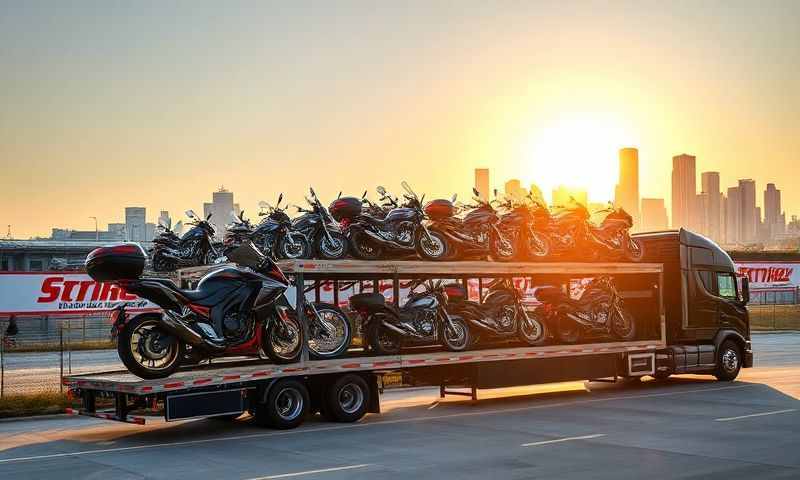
[226,241,267,268]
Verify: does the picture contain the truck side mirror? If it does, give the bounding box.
[740,277,750,304]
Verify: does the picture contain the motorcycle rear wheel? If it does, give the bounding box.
[526,231,551,261]
[611,307,636,341]
[490,233,515,262]
[350,229,384,260]
[117,314,184,379]
[556,315,581,344]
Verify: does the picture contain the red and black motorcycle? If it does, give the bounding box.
[87,242,349,379]
[588,206,645,262]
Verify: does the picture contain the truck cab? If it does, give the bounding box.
[636,229,753,379]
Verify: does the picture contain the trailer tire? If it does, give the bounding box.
[714,340,742,381]
[255,379,309,429]
[322,374,370,423]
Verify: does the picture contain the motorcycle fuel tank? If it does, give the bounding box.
[463,207,498,229]
[405,294,438,310]
[384,208,418,223]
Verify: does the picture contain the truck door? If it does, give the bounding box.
[717,272,748,333]
[687,246,720,331]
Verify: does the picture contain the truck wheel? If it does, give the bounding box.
[714,340,742,381]
[323,374,370,422]
[255,379,309,429]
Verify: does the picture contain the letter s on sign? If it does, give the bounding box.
[38,277,64,303]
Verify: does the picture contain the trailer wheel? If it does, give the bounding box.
[714,340,742,381]
[323,374,370,422]
[255,379,310,429]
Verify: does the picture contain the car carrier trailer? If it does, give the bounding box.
[63,230,752,429]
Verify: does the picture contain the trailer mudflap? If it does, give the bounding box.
[165,389,247,421]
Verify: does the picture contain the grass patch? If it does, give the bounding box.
[0,392,72,419]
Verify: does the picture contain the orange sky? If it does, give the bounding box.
[1,2,798,237]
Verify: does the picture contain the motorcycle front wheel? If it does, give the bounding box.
[611,306,636,340]
[518,310,548,346]
[314,231,349,260]
[264,313,304,363]
[526,231,551,261]
[624,237,645,263]
[277,234,312,259]
[307,303,352,359]
[117,314,184,379]
[441,316,471,351]
[416,229,449,261]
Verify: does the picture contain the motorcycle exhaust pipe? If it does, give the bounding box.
[161,310,227,353]
[380,319,423,338]
[363,230,415,250]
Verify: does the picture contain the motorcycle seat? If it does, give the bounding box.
[535,286,567,303]
[142,277,216,305]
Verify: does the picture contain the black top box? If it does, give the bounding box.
[85,243,146,282]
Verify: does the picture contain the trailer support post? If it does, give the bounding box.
[296,272,309,362]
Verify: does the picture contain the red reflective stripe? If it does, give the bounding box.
[251,371,272,377]
[140,386,153,392]
[193,378,212,385]
[223,375,241,381]
[164,382,184,389]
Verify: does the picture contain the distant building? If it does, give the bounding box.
[614,148,640,229]
[504,179,527,200]
[700,171,722,242]
[764,183,785,240]
[474,169,490,201]
[50,228,125,242]
[552,185,587,207]
[671,154,696,229]
[202,187,240,240]
[641,198,669,232]
[725,186,741,244]
[738,179,757,243]
[125,207,147,242]
[158,210,171,228]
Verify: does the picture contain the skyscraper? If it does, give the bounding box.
[640,198,668,232]
[125,207,146,242]
[764,183,785,239]
[671,154,696,229]
[700,172,722,242]
[203,187,239,240]
[725,186,740,244]
[738,179,757,243]
[474,169,489,201]
[614,148,640,229]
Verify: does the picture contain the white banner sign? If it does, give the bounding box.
[0,272,157,316]
[735,262,800,289]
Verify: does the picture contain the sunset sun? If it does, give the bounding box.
[524,113,636,204]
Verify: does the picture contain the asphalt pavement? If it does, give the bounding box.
[0,333,798,479]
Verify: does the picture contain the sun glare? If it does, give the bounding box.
[525,113,635,205]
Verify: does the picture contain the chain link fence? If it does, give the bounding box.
[0,314,122,397]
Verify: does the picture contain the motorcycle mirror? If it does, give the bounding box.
[309,186,316,198]
[337,191,342,199]
[258,200,269,209]
[207,212,213,220]
[185,209,196,219]
[362,190,368,199]
[451,193,457,202]
[401,181,414,197]
[376,185,386,195]
[493,188,498,198]
[277,193,283,205]
[472,187,480,197]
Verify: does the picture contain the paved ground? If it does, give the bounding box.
[0,333,798,479]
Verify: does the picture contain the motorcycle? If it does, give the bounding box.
[533,275,636,344]
[349,279,470,355]
[151,210,219,272]
[223,195,312,259]
[345,181,449,261]
[496,196,551,261]
[292,187,349,260]
[444,278,547,346]
[424,188,516,261]
[587,206,645,262]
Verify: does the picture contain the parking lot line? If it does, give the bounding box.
[0,383,756,464]
[522,433,606,447]
[714,409,796,422]
[249,464,371,479]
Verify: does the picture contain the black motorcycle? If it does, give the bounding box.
[345,181,449,261]
[151,210,220,272]
[424,188,516,261]
[223,195,312,259]
[349,279,470,355]
[496,196,551,261]
[292,187,349,260]
[444,278,547,346]
[88,242,305,379]
[533,275,636,343]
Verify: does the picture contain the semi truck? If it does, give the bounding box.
[63,228,751,430]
